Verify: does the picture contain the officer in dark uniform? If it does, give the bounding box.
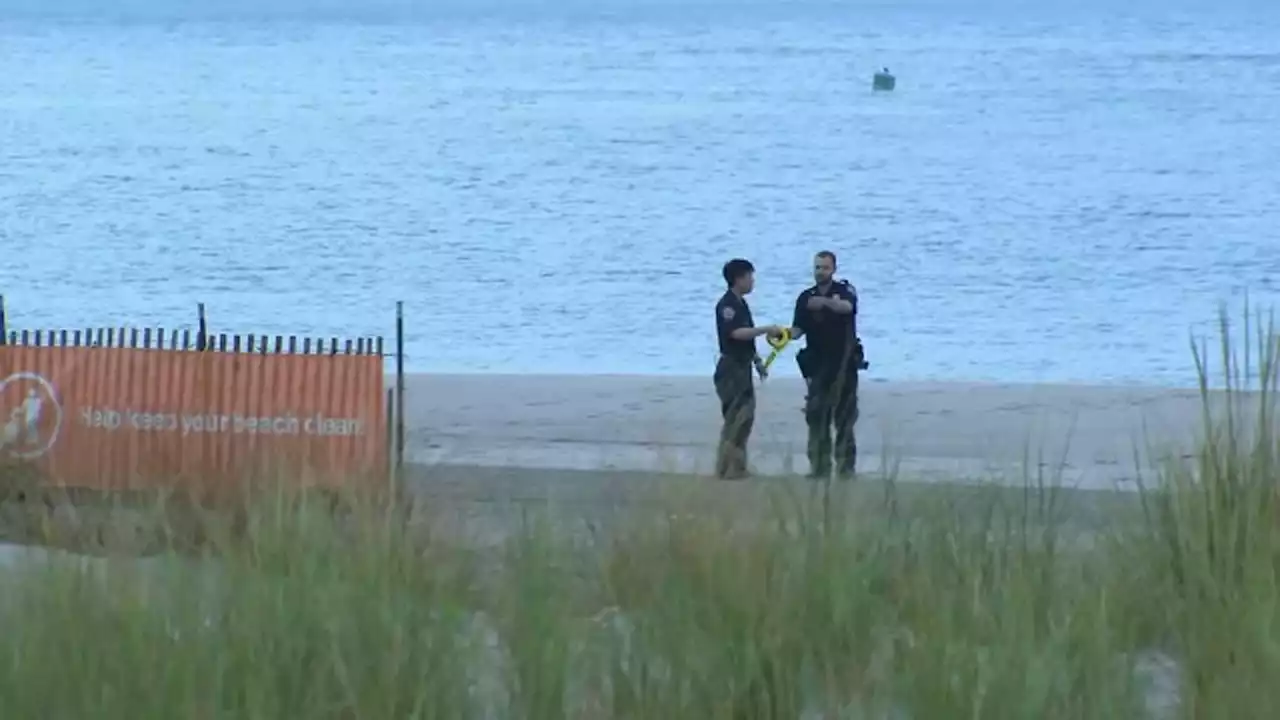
[790,250,867,480]
[714,258,784,479]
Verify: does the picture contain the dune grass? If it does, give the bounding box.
[0,310,1279,717]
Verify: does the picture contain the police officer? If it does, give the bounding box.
[714,258,784,479]
[790,250,867,480]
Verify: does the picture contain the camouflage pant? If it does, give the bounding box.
[713,358,755,479]
[804,365,859,478]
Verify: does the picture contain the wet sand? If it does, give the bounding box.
[399,373,1217,491]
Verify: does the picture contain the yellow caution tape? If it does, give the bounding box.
[761,327,792,370]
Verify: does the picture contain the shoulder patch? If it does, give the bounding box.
[721,306,735,321]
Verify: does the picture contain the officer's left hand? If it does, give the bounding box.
[806,296,829,311]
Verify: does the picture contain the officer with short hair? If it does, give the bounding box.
[790,250,867,480]
[714,258,784,479]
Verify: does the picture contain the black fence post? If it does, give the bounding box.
[0,294,6,346]
[197,303,208,351]
[395,301,406,488]
[385,387,395,488]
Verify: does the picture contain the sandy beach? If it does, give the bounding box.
[0,372,1217,556]
[400,373,1218,491]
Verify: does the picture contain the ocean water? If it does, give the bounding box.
[2,0,1278,385]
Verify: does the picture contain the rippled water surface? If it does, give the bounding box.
[2,0,1278,384]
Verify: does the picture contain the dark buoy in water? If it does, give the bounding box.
[872,67,896,92]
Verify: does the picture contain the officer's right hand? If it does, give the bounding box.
[762,325,785,340]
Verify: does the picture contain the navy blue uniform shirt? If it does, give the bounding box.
[792,280,858,360]
[715,290,756,363]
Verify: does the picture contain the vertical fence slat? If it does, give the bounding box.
[303,338,312,354]
[376,337,384,357]
[274,335,283,354]
[288,336,297,354]
[34,330,43,346]
[59,330,68,347]
[233,335,242,353]
[143,328,152,349]
[344,339,353,355]
[197,302,208,351]
[219,334,228,352]
[181,329,190,350]
[130,328,140,349]
[73,330,83,347]
[0,294,6,346]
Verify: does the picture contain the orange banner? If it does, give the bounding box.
[0,346,387,491]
